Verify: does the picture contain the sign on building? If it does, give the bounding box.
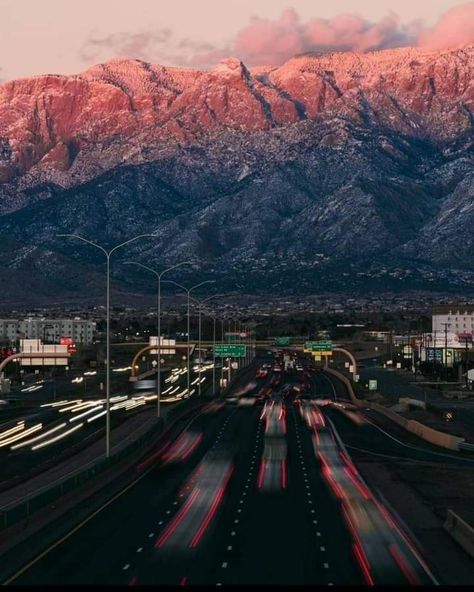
[368,379,378,391]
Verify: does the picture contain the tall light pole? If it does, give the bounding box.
[58,233,155,458]
[123,260,192,418]
[162,280,216,397]
[194,294,229,397]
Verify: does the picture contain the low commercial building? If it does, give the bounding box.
[432,304,474,335]
[0,318,96,345]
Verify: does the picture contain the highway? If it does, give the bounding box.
[2,351,439,586]
[0,360,217,488]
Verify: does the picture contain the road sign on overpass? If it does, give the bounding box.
[274,337,291,346]
[214,344,247,358]
[304,340,333,355]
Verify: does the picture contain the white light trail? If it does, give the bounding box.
[0,423,43,448]
[31,423,84,451]
[69,405,104,422]
[0,422,25,440]
[11,423,68,450]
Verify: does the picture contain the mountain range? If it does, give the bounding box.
[1,45,474,304]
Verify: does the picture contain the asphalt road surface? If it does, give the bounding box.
[4,352,438,586]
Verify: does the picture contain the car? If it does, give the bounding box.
[256,369,268,379]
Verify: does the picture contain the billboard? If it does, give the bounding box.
[19,340,69,366]
[149,337,176,355]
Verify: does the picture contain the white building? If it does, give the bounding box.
[0,318,96,345]
[432,304,474,335]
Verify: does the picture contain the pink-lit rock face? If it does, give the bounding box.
[1,45,474,183]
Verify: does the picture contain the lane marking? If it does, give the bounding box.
[136,548,143,553]
[222,562,228,568]
[123,564,130,571]
[227,546,232,551]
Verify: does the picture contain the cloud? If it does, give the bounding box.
[80,28,215,67]
[191,3,474,67]
[418,2,474,49]
[80,29,173,62]
[190,8,420,67]
[78,3,474,70]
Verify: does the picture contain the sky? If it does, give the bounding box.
[0,0,472,81]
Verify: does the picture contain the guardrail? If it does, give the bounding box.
[444,509,474,558]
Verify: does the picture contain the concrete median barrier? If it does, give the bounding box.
[406,420,464,451]
[444,509,474,558]
[324,367,362,407]
[399,397,426,410]
[369,402,410,428]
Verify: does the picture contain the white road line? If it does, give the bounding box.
[158,521,163,525]
[222,562,228,568]
[323,563,329,569]
[123,564,130,571]
[136,547,143,553]
[320,546,325,551]
[316,531,321,536]
[231,531,236,536]
[148,533,154,537]
[227,546,232,551]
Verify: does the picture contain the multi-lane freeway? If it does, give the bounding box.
[1,350,445,586]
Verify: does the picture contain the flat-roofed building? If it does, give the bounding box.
[0,318,96,345]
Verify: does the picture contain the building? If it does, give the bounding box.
[432,304,474,335]
[0,318,96,345]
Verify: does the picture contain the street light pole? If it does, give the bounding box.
[58,233,156,458]
[195,294,228,397]
[123,261,192,418]
[213,315,216,394]
[162,280,216,398]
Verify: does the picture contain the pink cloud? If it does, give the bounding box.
[192,8,418,67]
[418,2,474,49]
[191,3,474,67]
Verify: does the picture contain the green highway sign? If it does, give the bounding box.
[304,340,332,355]
[213,344,247,358]
[274,337,290,346]
[312,340,333,351]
